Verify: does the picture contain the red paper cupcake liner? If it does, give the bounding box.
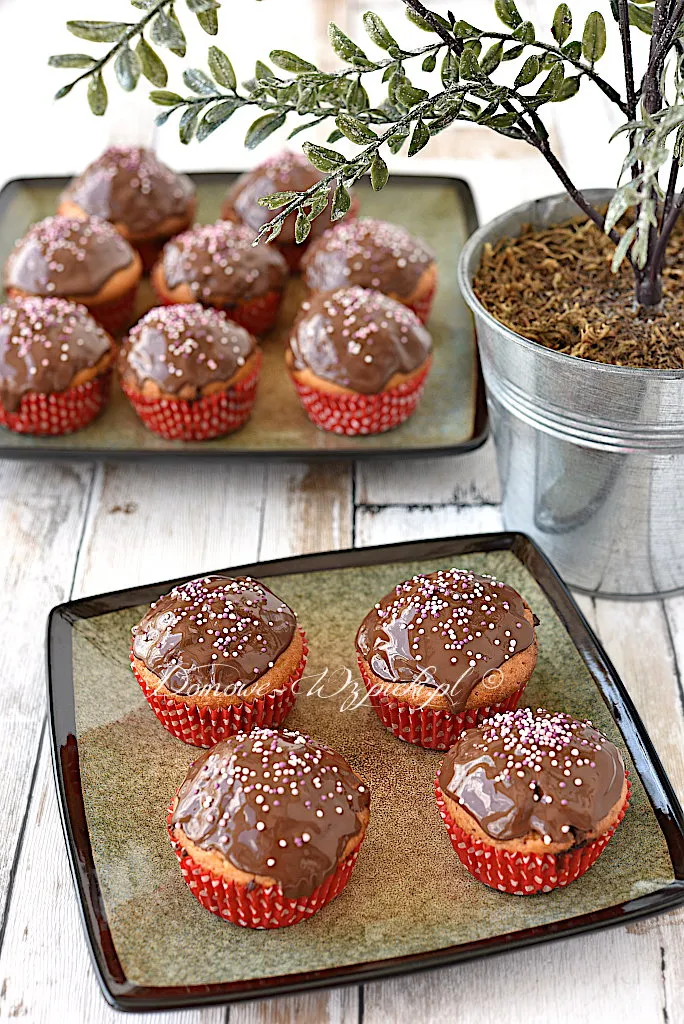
[290,361,431,437]
[121,351,262,441]
[133,237,167,275]
[131,628,308,747]
[0,371,111,436]
[358,655,527,749]
[435,776,631,894]
[154,286,282,336]
[167,804,362,928]
[405,272,437,324]
[87,285,138,336]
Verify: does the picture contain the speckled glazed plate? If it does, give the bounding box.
[0,171,486,460]
[47,532,684,1012]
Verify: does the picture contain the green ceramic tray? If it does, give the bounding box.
[0,171,486,460]
[47,532,684,1012]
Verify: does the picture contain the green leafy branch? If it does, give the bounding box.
[48,0,221,115]
[50,0,684,307]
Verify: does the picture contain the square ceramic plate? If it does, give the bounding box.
[0,171,486,460]
[47,532,684,1012]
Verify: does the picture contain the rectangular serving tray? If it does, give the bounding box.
[0,170,487,460]
[47,532,684,1012]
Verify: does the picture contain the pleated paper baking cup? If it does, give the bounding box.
[290,361,430,437]
[121,351,262,441]
[167,808,362,929]
[131,628,307,747]
[133,237,168,275]
[154,286,282,336]
[405,273,437,324]
[358,655,527,750]
[0,371,111,436]
[88,285,138,336]
[435,776,630,895]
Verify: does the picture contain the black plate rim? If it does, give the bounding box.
[0,170,488,462]
[46,530,684,1012]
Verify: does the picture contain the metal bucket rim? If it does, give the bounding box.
[457,188,684,382]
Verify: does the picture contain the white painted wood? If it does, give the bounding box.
[0,459,92,929]
[0,732,225,1024]
[356,439,501,507]
[0,460,355,1024]
[231,988,358,1024]
[355,501,503,547]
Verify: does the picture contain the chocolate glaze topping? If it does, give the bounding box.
[5,215,134,298]
[119,304,255,397]
[303,218,434,299]
[438,708,625,845]
[161,220,288,302]
[289,286,432,394]
[0,296,112,411]
[171,727,369,898]
[131,575,296,696]
[225,151,344,245]
[356,569,535,712]
[62,146,195,236]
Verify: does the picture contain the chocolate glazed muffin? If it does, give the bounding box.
[0,295,114,435]
[151,220,288,335]
[130,574,308,746]
[436,708,630,893]
[356,568,538,748]
[302,218,438,323]
[119,304,262,441]
[287,286,433,435]
[4,215,142,335]
[59,146,196,271]
[168,727,370,927]
[222,150,358,271]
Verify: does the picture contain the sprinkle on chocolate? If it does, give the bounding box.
[356,568,535,712]
[439,707,626,845]
[119,304,255,397]
[303,217,434,298]
[290,285,432,394]
[5,215,134,298]
[161,220,287,302]
[131,574,296,696]
[171,726,370,898]
[62,147,195,235]
[0,295,111,412]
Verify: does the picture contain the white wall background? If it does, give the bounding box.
[0,0,637,222]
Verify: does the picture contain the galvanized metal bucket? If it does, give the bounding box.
[458,190,684,598]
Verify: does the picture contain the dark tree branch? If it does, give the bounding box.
[477,31,628,114]
[617,0,637,119]
[643,0,684,99]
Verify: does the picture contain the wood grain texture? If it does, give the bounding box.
[356,440,500,507]
[0,460,355,1024]
[0,459,92,933]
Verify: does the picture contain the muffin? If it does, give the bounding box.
[4,215,142,336]
[222,150,358,271]
[168,727,370,927]
[356,568,538,749]
[302,218,437,323]
[59,146,196,271]
[435,708,630,894]
[151,220,288,335]
[119,304,262,441]
[130,575,307,746]
[287,286,432,435]
[0,295,114,435]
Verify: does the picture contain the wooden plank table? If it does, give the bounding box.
[0,1,682,1019]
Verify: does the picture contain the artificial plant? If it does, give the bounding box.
[50,0,684,308]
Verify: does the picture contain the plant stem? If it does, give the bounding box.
[645,0,684,87]
[252,85,458,243]
[63,0,174,91]
[476,31,628,113]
